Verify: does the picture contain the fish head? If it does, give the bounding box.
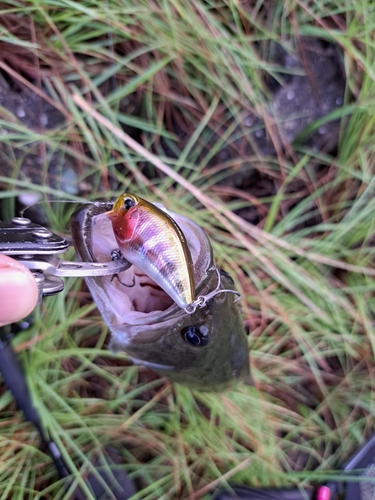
[71,201,250,391]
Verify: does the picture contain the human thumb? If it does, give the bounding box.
[0,255,39,327]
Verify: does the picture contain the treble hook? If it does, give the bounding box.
[110,248,135,287]
[111,274,136,287]
[185,267,241,314]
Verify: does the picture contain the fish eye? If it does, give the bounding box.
[219,269,235,285]
[123,196,135,210]
[181,326,208,347]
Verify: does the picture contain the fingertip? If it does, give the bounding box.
[0,256,39,326]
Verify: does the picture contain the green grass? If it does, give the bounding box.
[1,0,375,498]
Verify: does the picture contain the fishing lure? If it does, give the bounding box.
[106,193,240,312]
[106,193,195,310]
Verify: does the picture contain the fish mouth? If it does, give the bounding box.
[71,201,214,329]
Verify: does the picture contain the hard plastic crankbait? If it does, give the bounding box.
[106,193,241,313]
[106,193,195,310]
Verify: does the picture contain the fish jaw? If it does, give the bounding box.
[110,268,250,391]
[70,202,250,391]
[107,194,195,309]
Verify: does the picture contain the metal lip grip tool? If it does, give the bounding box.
[1,216,130,301]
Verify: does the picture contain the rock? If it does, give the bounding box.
[270,37,345,149]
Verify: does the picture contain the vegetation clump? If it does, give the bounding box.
[0,1,374,498]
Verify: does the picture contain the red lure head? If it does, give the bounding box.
[106,193,140,243]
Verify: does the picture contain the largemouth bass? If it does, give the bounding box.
[106,193,195,309]
[71,201,249,391]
